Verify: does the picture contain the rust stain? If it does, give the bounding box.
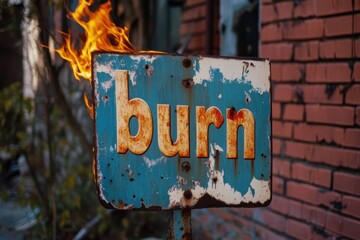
[181,161,191,172]
[226,108,255,159]
[196,106,224,158]
[215,150,220,171]
[144,64,154,77]
[182,78,194,88]
[118,200,124,209]
[182,58,192,68]
[116,70,153,155]
[157,105,190,157]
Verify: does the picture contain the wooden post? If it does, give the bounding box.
[168,209,191,240]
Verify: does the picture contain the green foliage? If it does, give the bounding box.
[0,82,32,153]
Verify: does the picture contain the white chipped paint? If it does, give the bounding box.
[101,80,113,92]
[214,143,224,152]
[97,164,108,203]
[94,61,116,79]
[142,156,167,168]
[218,93,222,99]
[244,91,252,103]
[193,58,270,94]
[168,143,270,208]
[109,145,114,152]
[94,61,137,86]
[130,55,158,64]
[128,71,137,86]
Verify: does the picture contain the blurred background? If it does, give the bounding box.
[0,0,359,239]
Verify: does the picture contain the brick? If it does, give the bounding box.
[306,63,351,83]
[294,0,316,18]
[182,5,206,21]
[272,63,304,82]
[317,189,342,209]
[273,138,281,155]
[326,211,360,239]
[273,84,294,102]
[209,208,233,222]
[353,63,360,82]
[262,4,277,23]
[262,23,283,42]
[345,84,360,105]
[283,104,304,121]
[273,157,291,178]
[315,125,345,145]
[302,204,326,227]
[283,18,324,40]
[355,39,360,58]
[325,15,353,37]
[180,20,206,35]
[184,0,205,8]
[298,84,343,104]
[263,210,287,232]
[356,0,360,10]
[287,199,302,219]
[286,219,312,239]
[285,141,309,159]
[273,176,284,194]
[327,63,352,82]
[334,172,360,196]
[311,167,332,188]
[293,123,317,142]
[275,1,293,20]
[271,63,282,82]
[306,145,360,169]
[273,121,293,138]
[286,181,318,203]
[306,105,354,126]
[283,64,304,82]
[335,39,352,58]
[316,0,353,16]
[342,195,360,219]
[272,102,281,119]
[306,63,326,82]
[188,34,206,50]
[292,162,312,183]
[344,128,360,148]
[256,225,286,240]
[355,14,360,34]
[319,40,336,59]
[320,39,352,59]
[269,195,289,215]
[292,162,332,188]
[294,41,319,61]
[357,106,360,126]
[261,43,293,61]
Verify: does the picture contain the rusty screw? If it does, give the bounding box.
[182,78,194,88]
[182,58,192,68]
[183,189,192,200]
[181,161,191,172]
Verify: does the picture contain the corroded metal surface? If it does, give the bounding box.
[93,53,271,210]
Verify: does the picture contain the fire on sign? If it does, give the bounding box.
[93,53,271,210]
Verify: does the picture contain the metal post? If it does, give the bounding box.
[168,209,191,240]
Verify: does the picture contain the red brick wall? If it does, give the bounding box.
[247,0,359,239]
[179,0,220,54]
[185,0,360,239]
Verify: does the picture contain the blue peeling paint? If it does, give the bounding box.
[94,53,271,209]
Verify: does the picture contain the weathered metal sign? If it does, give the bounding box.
[93,53,271,210]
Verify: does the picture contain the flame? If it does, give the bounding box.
[57,0,140,118]
[57,0,135,82]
